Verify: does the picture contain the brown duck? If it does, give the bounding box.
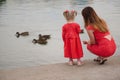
[32,39,47,45]
[39,34,51,40]
[16,32,29,38]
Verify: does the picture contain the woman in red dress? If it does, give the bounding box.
[62,10,83,66]
[82,6,116,64]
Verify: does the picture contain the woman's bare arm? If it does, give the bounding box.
[86,30,96,44]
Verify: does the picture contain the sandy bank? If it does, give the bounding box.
[0,55,120,80]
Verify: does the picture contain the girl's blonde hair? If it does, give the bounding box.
[82,6,108,32]
[63,10,77,21]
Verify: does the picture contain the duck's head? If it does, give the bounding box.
[15,32,20,38]
[39,34,42,38]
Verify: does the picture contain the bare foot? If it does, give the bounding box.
[68,61,73,65]
[77,61,83,66]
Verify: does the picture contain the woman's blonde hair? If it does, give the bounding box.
[63,10,77,21]
[82,6,108,32]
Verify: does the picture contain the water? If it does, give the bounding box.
[0,0,120,69]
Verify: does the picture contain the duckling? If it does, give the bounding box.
[32,39,47,45]
[39,34,51,40]
[16,32,29,38]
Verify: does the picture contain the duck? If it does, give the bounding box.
[39,34,51,40]
[32,39,47,45]
[16,32,29,38]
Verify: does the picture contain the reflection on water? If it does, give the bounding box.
[0,0,120,69]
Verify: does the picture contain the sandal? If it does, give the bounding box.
[99,59,107,65]
[93,57,101,62]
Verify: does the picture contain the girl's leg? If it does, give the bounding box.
[77,58,83,66]
[68,58,73,65]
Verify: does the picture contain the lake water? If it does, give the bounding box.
[0,0,120,69]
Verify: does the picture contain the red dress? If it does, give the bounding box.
[62,23,83,59]
[86,25,116,57]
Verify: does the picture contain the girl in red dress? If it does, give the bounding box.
[82,6,116,64]
[62,10,83,66]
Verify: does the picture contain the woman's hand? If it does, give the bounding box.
[83,40,91,44]
[83,41,88,44]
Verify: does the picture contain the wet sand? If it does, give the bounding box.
[0,55,120,80]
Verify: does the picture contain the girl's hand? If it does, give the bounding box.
[80,29,84,34]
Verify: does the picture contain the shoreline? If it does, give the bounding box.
[0,55,120,80]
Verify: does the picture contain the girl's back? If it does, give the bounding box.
[62,23,80,38]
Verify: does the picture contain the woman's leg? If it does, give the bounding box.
[94,56,108,64]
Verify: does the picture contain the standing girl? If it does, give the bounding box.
[62,10,83,66]
[81,6,116,64]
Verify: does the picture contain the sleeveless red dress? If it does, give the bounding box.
[86,25,116,57]
[62,23,83,59]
